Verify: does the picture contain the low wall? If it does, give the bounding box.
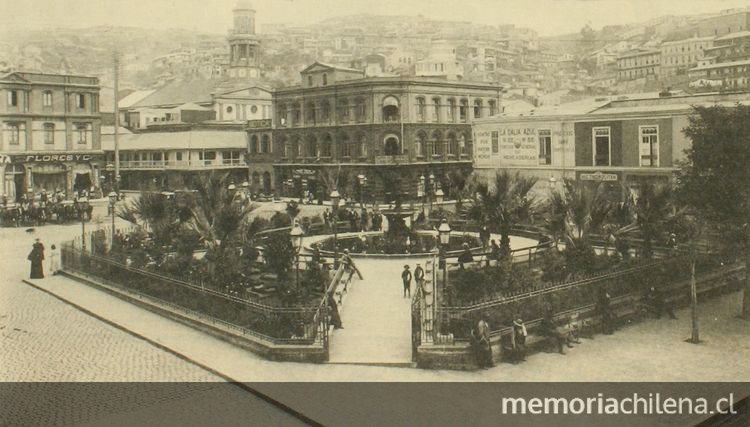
[415,263,744,370]
[61,269,328,363]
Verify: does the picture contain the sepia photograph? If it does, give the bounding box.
[0,0,749,425]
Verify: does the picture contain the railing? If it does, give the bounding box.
[60,243,323,344]
[434,254,727,340]
[118,160,245,169]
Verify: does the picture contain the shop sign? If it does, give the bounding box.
[247,119,272,129]
[14,154,103,163]
[292,168,316,176]
[580,171,618,181]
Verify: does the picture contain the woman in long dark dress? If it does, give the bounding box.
[28,239,45,279]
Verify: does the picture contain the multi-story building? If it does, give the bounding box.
[688,59,750,89]
[702,31,750,64]
[694,11,750,38]
[616,49,661,81]
[0,72,102,201]
[102,123,250,191]
[252,61,503,202]
[473,91,750,197]
[660,36,715,76]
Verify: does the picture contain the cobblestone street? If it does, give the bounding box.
[0,204,304,426]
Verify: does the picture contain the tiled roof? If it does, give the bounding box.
[130,79,222,108]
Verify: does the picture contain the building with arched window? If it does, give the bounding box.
[264,61,503,202]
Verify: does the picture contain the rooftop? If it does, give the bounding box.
[715,30,750,41]
[689,58,750,71]
[101,129,246,151]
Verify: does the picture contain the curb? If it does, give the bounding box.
[20,278,323,427]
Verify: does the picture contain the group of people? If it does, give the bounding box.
[27,238,60,279]
[400,263,425,298]
[322,207,383,233]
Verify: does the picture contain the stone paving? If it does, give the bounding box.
[0,204,303,426]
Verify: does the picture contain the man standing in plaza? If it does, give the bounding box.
[401,264,412,298]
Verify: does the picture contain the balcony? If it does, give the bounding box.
[118,159,246,170]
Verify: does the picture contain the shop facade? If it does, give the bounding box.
[0,152,103,201]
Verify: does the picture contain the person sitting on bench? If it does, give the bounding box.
[539,310,573,354]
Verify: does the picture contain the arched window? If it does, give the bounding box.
[322,73,328,86]
[382,96,399,123]
[321,135,333,158]
[338,98,349,122]
[473,99,483,119]
[292,102,301,126]
[355,98,366,122]
[278,103,288,126]
[340,134,352,158]
[359,134,368,158]
[282,138,290,158]
[416,97,426,122]
[252,171,260,186]
[320,100,331,123]
[306,101,316,125]
[261,134,270,153]
[294,137,302,158]
[430,131,442,156]
[431,97,440,122]
[415,132,426,157]
[447,98,456,122]
[460,133,470,155]
[447,133,457,156]
[459,99,468,122]
[384,135,400,156]
[250,135,259,154]
[307,136,318,158]
[488,100,497,116]
[308,75,313,87]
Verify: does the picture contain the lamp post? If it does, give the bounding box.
[435,188,444,204]
[330,189,340,268]
[428,173,435,212]
[108,191,117,251]
[419,174,426,209]
[357,173,366,208]
[290,219,305,291]
[80,197,89,253]
[105,163,114,193]
[438,218,452,306]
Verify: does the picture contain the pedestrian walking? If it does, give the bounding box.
[511,318,527,363]
[48,244,60,275]
[28,238,45,279]
[414,263,425,291]
[401,264,412,298]
[471,318,494,368]
[597,289,614,334]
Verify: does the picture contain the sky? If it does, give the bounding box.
[2,0,750,37]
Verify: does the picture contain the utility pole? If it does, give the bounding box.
[113,52,120,192]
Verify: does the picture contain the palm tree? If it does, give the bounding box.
[188,172,257,254]
[446,169,475,214]
[544,179,611,250]
[116,191,185,246]
[467,171,539,258]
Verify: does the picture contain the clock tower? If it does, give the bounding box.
[227,1,261,80]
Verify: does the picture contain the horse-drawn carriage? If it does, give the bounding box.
[0,197,93,227]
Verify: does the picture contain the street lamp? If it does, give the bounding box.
[435,188,444,204]
[438,218,452,306]
[330,189,341,268]
[290,219,305,291]
[108,191,117,251]
[357,173,366,207]
[79,196,89,253]
[105,163,114,193]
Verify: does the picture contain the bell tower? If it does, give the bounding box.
[227,1,261,79]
